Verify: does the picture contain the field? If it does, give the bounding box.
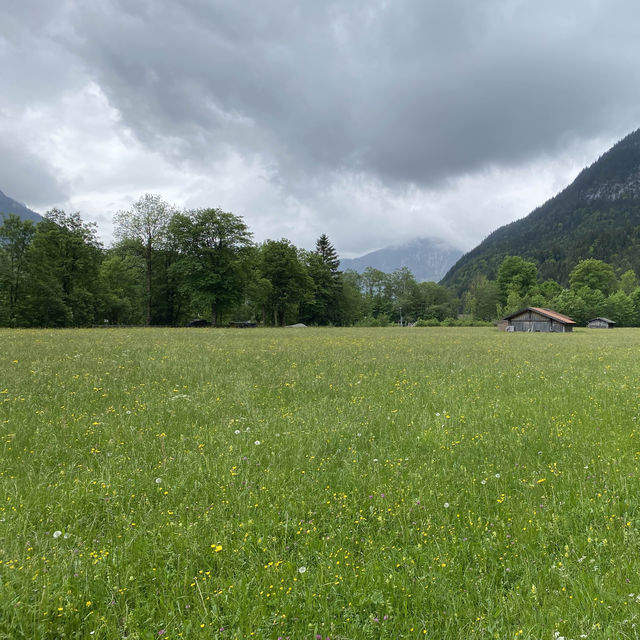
[2,327,640,639]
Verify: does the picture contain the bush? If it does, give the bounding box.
[355,314,391,327]
[414,318,441,327]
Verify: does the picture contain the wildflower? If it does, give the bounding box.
[495,473,501,478]
[155,478,162,484]
[211,544,223,552]
[53,531,62,539]
[298,566,306,573]
[255,440,261,445]
[444,502,450,509]
[234,430,241,435]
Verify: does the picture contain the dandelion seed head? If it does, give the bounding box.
[53,530,62,538]
[298,566,306,573]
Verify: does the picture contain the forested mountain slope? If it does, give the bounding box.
[441,129,640,293]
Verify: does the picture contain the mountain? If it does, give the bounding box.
[340,238,463,282]
[441,129,640,293]
[0,189,43,224]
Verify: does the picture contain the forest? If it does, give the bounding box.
[2,194,640,328]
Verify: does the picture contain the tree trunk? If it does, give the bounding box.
[145,242,152,326]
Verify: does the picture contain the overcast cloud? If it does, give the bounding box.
[1,0,639,255]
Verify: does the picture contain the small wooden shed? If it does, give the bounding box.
[587,317,616,329]
[503,307,576,333]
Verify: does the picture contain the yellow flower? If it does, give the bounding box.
[211,544,223,552]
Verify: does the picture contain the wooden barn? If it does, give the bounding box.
[503,307,576,333]
[587,317,616,329]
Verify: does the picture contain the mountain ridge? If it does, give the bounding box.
[0,189,43,224]
[441,128,640,292]
[340,238,463,282]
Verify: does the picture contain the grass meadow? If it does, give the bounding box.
[2,327,640,639]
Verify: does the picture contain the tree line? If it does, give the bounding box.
[464,255,640,326]
[2,194,640,328]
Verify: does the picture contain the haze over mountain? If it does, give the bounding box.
[340,238,463,283]
[441,129,640,292]
[0,189,43,224]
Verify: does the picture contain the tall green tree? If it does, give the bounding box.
[387,267,419,323]
[334,270,364,326]
[497,256,538,301]
[97,251,145,325]
[258,239,313,326]
[552,289,588,326]
[464,275,501,321]
[360,267,392,318]
[414,281,458,321]
[168,208,253,325]
[569,259,617,295]
[114,194,175,325]
[604,291,635,326]
[22,210,103,327]
[619,269,639,295]
[301,235,343,325]
[0,214,35,325]
[315,234,340,274]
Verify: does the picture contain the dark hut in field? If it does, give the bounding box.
[503,307,576,333]
[587,317,616,329]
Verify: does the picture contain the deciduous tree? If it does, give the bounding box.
[168,208,253,325]
[0,214,35,324]
[569,259,617,295]
[114,194,175,325]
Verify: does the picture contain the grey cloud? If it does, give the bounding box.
[0,139,67,207]
[2,0,640,252]
[52,0,640,187]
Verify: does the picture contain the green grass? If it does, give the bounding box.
[2,327,640,639]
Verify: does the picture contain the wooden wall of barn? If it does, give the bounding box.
[587,319,613,329]
[508,311,571,333]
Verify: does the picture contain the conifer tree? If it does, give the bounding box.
[315,234,340,275]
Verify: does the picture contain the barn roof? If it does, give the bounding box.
[503,307,577,325]
[588,317,616,324]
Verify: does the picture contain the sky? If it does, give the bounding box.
[1,1,640,257]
